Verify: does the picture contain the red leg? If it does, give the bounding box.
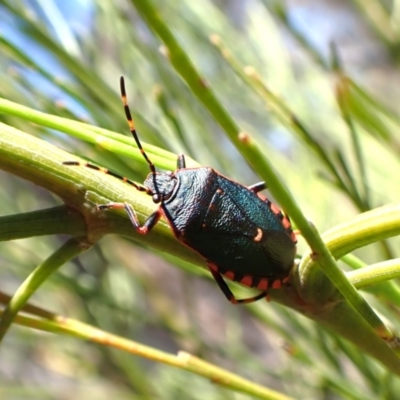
[98,202,161,234]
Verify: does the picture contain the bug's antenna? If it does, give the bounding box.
[120,76,162,201]
[120,76,156,176]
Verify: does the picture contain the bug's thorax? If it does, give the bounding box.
[144,167,217,204]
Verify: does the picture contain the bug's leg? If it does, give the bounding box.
[248,182,266,193]
[98,202,161,234]
[208,266,267,304]
[177,154,186,168]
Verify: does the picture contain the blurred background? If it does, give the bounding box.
[1,0,400,398]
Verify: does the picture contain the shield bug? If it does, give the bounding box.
[63,77,297,304]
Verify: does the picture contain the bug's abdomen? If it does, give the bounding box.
[182,177,296,281]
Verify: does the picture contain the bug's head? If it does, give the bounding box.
[144,171,177,203]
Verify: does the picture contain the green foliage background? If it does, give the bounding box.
[1,0,400,399]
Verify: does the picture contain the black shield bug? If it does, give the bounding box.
[63,77,297,304]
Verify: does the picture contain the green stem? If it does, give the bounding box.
[348,259,400,290]
[0,206,86,241]
[1,309,293,400]
[0,96,179,170]
[0,237,91,342]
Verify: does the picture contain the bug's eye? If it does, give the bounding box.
[153,194,161,203]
